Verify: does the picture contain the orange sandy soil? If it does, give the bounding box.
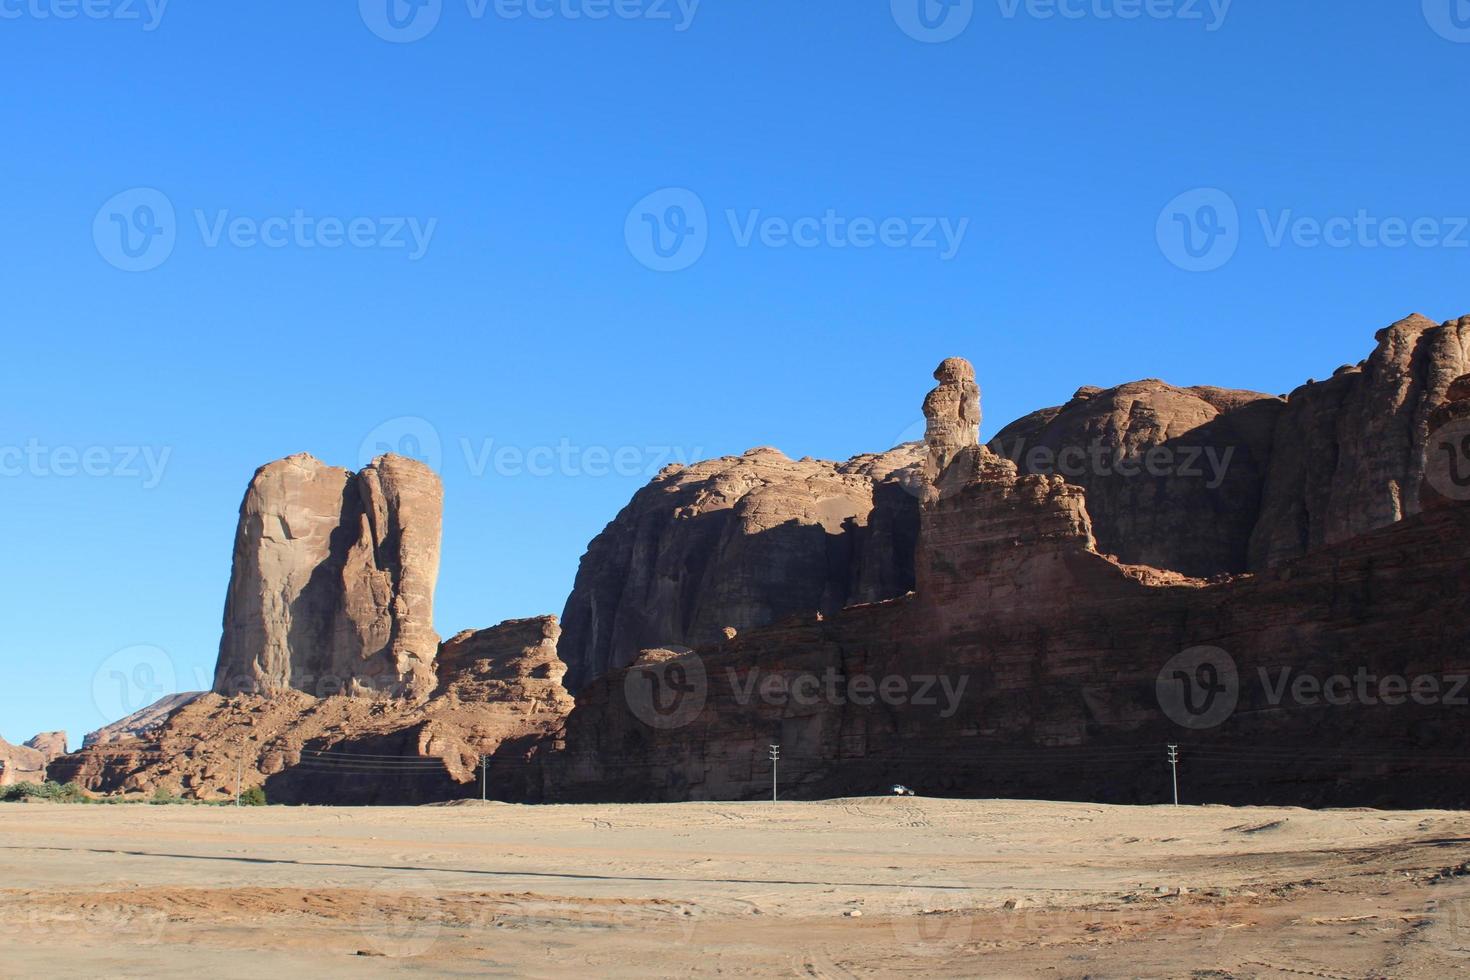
[3,797,1470,977]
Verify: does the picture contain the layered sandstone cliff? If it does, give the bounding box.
[557,445,923,690]
[544,357,1470,809]
[212,452,443,701]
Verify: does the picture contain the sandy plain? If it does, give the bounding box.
[3,797,1470,977]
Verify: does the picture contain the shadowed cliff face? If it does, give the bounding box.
[546,355,1470,809]
[212,452,444,701]
[557,315,1470,694]
[989,381,1282,577]
[556,445,923,691]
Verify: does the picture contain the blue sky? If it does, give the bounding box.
[3,1,1468,747]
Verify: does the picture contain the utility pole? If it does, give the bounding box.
[769,744,780,803]
[480,755,487,802]
[1167,744,1179,806]
[235,752,244,807]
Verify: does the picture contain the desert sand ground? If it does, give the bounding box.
[3,797,1470,978]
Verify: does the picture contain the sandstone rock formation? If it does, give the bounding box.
[989,314,1470,576]
[23,731,67,760]
[82,693,202,747]
[1248,313,1470,567]
[52,617,574,805]
[557,445,923,690]
[923,356,981,483]
[212,453,443,701]
[545,349,1470,809]
[0,737,48,786]
[990,381,1282,577]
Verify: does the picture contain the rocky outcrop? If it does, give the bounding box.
[923,356,981,482]
[544,353,1470,809]
[23,731,68,760]
[212,453,443,701]
[83,693,202,747]
[0,738,48,786]
[1248,314,1470,567]
[557,445,923,690]
[52,617,575,805]
[0,731,69,786]
[988,314,1470,577]
[990,381,1282,577]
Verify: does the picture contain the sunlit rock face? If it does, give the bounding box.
[212,452,443,701]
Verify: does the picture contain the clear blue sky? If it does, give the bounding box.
[3,2,1468,748]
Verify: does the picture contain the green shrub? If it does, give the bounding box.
[239,785,267,806]
[149,785,184,805]
[0,780,90,803]
[54,781,88,803]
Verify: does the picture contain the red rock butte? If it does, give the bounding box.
[49,311,1470,808]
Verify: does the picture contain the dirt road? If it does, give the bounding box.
[3,797,1470,977]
